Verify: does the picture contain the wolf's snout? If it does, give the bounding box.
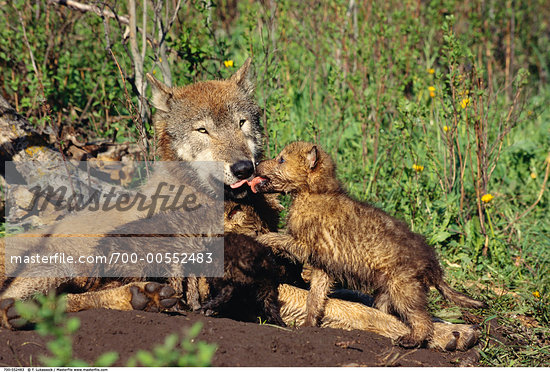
[230,160,254,180]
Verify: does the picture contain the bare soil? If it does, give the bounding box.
[0,309,481,367]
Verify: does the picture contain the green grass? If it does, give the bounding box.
[1,0,549,366]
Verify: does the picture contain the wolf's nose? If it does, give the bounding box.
[231,160,254,180]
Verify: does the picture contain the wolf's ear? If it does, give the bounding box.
[146,73,172,112]
[306,146,319,170]
[229,57,254,95]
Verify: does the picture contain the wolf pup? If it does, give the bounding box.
[253,141,487,348]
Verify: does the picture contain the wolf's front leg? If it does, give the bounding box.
[0,280,178,330]
[66,282,178,312]
[0,276,70,329]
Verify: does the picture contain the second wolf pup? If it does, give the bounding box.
[202,232,285,326]
[254,141,486,348]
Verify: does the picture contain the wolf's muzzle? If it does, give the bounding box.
[230,160,254,180]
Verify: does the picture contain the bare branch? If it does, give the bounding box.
[154,2,171,85]
[141,0,147,63]
[17,9,43,96]
[48,0,130,24]
[48,0,155,43]
[151,0,180,86]
[127,0,149,157]
[128,0,144,98]
[168,0,182,30]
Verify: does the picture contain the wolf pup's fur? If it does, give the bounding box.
[200,202,288,325]
[202,232,285,326]
[255,141,487,348]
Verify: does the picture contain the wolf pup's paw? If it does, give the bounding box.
[129,282,178,312]
[0,298,30,330]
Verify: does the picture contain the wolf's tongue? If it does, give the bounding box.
[230,179,248,189]
[248,177,267,193]
[229,177,266,193]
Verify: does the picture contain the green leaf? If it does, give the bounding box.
[187,322,203,338]
[66,317,81,333]
[94,351,119,367]
[67,359,90,367]
[429,230,452,245]
[136,350,156,366]
[14,301,40,321]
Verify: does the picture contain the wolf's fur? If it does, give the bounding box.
[147,59,262,193]
[0,58,276,320]
[256,141,487,347]
[0,61,482,352]
[92,200,287,324]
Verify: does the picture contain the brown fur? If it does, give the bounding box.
[256,141,487,348]
[0,61,483,352]
[202,232,285,326]
[91,200,287,325]
[0,59,273,324]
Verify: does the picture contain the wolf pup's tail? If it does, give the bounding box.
[435,281,487,309]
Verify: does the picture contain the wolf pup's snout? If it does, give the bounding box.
[230,160,254,180]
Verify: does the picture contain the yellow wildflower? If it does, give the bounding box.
[412,164,424,172]
[443,125,450,132]
[530,172,537,179]
[224,60,234,68]
[428,86,435,98]
[152,70,156,75]
[461,98,470,109]
[533,291,540,298]
[427,68,435,74]
[481,194,493,203]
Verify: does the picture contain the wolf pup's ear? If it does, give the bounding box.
[306,146,319,170]
[229,57,254,96]
[146,73,172,112]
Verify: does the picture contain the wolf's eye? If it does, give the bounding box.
[278,157,285,164]
[196,128,208,134]
[239,119,247,128]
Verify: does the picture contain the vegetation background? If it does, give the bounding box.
[0,0,548,366]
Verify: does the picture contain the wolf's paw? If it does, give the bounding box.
[430,323,480,351]
[129,282,178,312]
[0,298,29,330]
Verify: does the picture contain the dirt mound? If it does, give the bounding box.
[0,309,480,367]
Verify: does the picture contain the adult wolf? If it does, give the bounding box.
[0,59,479,351]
